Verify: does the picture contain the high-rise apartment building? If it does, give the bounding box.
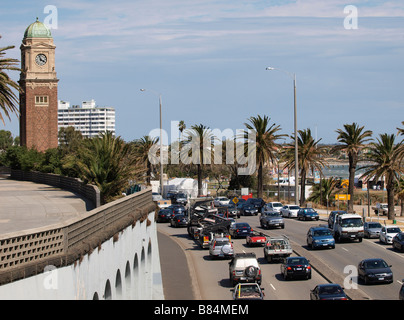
[58,99,115,138]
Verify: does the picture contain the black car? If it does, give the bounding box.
[170,214,188,227]
[239,204,258,216]
[167,204,187,215]
[246,198,265,211]
[229,222,253,238]
[358,258,393,285]
[280,256,311,280]
[310,284,348,300]
[392,232,404,252]
[157,208,174,222]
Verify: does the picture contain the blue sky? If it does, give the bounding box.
[1,0,403,144]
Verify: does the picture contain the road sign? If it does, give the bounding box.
[335,194,350,200]
[232,197,239,204]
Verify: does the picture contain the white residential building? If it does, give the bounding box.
[58,99,115,138]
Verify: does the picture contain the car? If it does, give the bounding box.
[246,232,267,246]
[262,201,283,213]
[280,204,301,218]
[228,252,262,286]
[263,235,293,263]
[297,208,319,221]
[209,236,234,259]
[306,226,335,249]
[259,211,285,229]
[239,204,259,216]
[169,214,188,227]
[364,221,383,239]
[152,192,163,201]
[172,192,188,206]
[392,232,404,252]
[358,258,393,285]
[213,197,230,207]
[399,280,404,300]
[379,226,401,244]
[280,256,312,280]
[167,204,187,215]
[310,284,348,300]
[229,222,253,238]
[219,203,238,218]
[245,198,266,211]
[327,210,348,228]
[231,283,264,300]
[156,208,174,222]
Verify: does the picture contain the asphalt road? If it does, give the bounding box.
[158,213,404,300]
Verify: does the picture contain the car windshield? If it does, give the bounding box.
[364,260,388,269]
[313,229,332,237]
[290,206,300,210]
[341,218,363,227]
[267,212,281,217]
[303,208,316,213]
[367,223,382,228]
[287,257,308,265]
[387,227,401,233]
[214,239,230,246]
[235,223,250,228]
[272,203,282,207]
[319,285,343,295]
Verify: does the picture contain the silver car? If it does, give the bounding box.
[209,236,234,259]
[364,222,382,238]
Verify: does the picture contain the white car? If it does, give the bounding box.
[213,197,230,206]
[280,205,301,218]
[262,202,283,213]
[379,226,402,244]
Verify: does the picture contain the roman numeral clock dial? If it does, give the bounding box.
[35,53,47,66]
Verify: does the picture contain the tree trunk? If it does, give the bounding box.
[386,174,395,220]
[257,162,263,199]
[197,163,203,196]
[300,168,306,207]
[347,153,357,213]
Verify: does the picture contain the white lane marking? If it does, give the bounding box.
[270,283,276,291]
[341,247,349,252]
[397,280,403,285]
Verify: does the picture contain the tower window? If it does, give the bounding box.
[35,96,49,106]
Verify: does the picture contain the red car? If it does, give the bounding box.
[246,232,267,246]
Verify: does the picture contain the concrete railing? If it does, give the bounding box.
[0,188,156,285]
[10,169,101,208]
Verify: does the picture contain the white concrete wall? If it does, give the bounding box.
[0,211,164,300]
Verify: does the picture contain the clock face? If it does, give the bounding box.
[35,54,47,66]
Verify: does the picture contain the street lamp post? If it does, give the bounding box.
[140,89,164,197]
[266,67,299,206]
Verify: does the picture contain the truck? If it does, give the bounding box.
[330,212,364,243]
[263,235,293,263]
[372,203,388,215]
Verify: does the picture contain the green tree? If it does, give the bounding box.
[360,134,404,220]
[0,129,14,150]
[308,177,339,206]
[243,115,285,199]
[332,123,373,212]
[283,129,327,207]
[65,131,139,204]
[0,38,20,124]
[131,135,159,185]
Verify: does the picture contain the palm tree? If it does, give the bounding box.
[0,39,20,124]
[243,115,285,199]
[65,131,139,204]
[283,128,327,207]
[360,134,404,220]
[332,123,373,212]
[178,120,186,140]
[182,124,215,196]
[307,177,339,206]
[132,135,159,185]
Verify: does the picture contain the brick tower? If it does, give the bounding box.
[19,18,59,152]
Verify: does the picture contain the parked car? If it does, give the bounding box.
[392,232,404,252]
[228,252,262,286]
[297,208,319,221]
[280,256,312,280]
[169,214,188,228]
[157,208,174,222]
[246,198,266,211]
[306,226,335,249]
[310,284,348,300]
[259,211,285,229]
[364,222,383,239]
[213,197,230,207]
[239,204,258,216]
[379,226,401,244]
[358,258,393,285]
[262,201,283,213]
[327,210,348,228]
[229,222,253,238]
[231,283,264,300]
[209,236,234,259]
[280,204,301,218]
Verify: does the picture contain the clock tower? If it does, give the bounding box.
[19,18,59,152]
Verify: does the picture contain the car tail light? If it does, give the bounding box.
[307,266,311,270]
[287,267,292,271]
